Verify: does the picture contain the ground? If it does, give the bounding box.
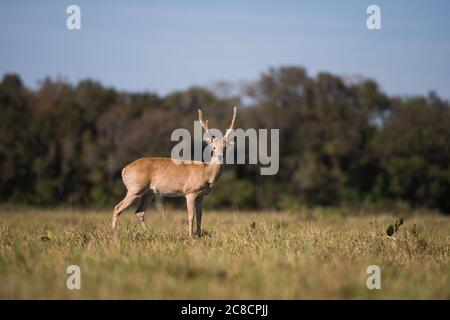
[0,208,448,299]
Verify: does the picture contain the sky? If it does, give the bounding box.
[0,0,449,98]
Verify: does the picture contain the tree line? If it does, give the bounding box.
[1,67,449,213]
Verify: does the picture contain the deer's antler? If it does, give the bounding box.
[198,109,212,141]
[224,106,237,141]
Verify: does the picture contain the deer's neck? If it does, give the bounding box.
[206,157,223,185]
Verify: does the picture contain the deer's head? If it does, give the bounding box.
[198,106,237,162]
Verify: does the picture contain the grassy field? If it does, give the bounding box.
[0,208,449,299]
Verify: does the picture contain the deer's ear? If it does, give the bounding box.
[203,136,213,144]
[202,131,213,144]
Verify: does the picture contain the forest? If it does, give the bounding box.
[1,66,449,213]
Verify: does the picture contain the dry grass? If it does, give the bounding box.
[0,208,449,299]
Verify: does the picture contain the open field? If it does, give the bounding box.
[0,208,449,299]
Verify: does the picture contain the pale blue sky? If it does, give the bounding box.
[1,0,449,98]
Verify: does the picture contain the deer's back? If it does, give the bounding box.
[122,157,208,195]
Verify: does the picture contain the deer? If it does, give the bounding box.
[112,106,237,236]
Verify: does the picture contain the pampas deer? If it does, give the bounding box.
[112,106,237,236]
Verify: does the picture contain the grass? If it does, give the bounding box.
[0,208,449,299]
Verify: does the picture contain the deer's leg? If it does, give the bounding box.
[186,194,196,237]
[135,192,151,231]
[195,196,203,236]
[112,192,140,230]
[154,192,166,218]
